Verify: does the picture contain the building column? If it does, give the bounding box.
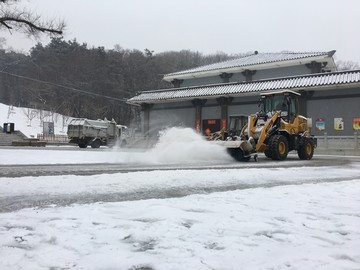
[216,97,233,130]
[141,103,153,136]
[241,69,257,82]
[191,99,207,132]
[219,72,233,83]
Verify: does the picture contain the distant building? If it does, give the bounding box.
[128,51,360,139]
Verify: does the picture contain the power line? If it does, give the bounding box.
[0,70,128,103]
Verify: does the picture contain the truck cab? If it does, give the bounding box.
[116,125,130,146]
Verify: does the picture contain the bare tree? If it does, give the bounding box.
[23,107,37,126]
[336,60,360,71]
[0,0,65,37]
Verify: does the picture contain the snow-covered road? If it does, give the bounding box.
[1,159,359,213]
[1,178,359,270]
[1,154,360,270]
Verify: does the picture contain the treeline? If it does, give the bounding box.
[0,38,237,126]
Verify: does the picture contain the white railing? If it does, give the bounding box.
[37,134,69,143]
[316,132,359,152]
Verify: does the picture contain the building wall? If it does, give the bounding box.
[143,87,360,137]
[180,65,312,87]
[228,96,259,116]
[181,76,221,87]
[149,102,195,136]
[252,65,312,80]
[308,87,360,136]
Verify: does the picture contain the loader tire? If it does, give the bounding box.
[269,135,288,161]
[227,148,251,162]
[298,138,314,160]
[264,149,272,159]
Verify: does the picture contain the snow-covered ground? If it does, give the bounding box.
[0,102,70,137]
[0,171,359,270]
[0,124,359,269]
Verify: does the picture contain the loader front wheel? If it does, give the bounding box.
[264,149,272,159]
[269,135,288,161]
[227,148,251,162]
[298,138,314,160]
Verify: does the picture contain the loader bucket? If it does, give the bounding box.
[227,147,251,162]
[211,139,254,162]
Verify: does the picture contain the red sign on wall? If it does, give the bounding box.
[208,120,216,125]
[203,119,220,136]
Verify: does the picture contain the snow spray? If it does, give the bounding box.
[147,127,232,163]
[113,127,232,164]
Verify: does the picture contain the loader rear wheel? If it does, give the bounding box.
[298,138,314,160]
[269,135,288,161]
[227,148,251,162]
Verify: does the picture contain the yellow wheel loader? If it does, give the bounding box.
[211,90,317,161]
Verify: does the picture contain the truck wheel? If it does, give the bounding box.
[91,139,101,149]
[79,143,87,148]
[227,148,251,162]
[298,138,314,160]
[269,135,288,161]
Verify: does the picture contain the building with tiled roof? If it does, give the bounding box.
[128,50,360,140]
[163,51,337,85]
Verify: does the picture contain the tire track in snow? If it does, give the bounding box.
[0,175,358,213]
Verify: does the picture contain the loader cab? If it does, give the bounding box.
[261,90,300,123]
[228,115,248,136]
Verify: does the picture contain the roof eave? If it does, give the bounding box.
[127,81,360,105]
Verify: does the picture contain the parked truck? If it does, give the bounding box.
[67,118,129,148]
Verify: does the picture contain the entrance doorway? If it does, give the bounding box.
[202,119,221,135]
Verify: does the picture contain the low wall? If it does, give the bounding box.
[12,139,46,147]
[37,134,69,143]
[315,132,360,156]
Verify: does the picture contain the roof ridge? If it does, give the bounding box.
[264,51,328,55]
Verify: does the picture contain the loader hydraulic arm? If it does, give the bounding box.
[255,112,279,152]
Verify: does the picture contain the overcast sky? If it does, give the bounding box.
[2,0,360,64]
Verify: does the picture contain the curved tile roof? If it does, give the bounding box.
[163,51,336,80]
[128,70,360,104]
